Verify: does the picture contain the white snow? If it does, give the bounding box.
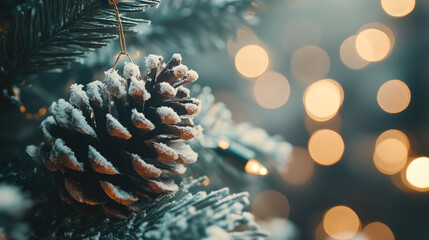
[41,116,56,144]
[99,181,138,206]
[156,106,181,125]
[172,64,188,77]
[86,81,104,107]
[176,86,190,98]
[131,109,155,131]
[88,146,119,175]
[186,70,199,82]
[49,99,72,128]
[0,184,31,217]
[171,125,203,140]
[50,138,84,171]
[171,164,187,174]
[130,153,162,178]
[159,82,177,97]
[153,142,178,162]
[172,53,182,62]
[124,62,141,79]
[25,145,39,158]
[128,77,151,104]
[148,179,179,193]
[168,143,198,164]
[69,84,90,107]
[184,103,202,116]
[145,54,163,69]
[71,108,97,138]
[104,69,126,99]
[106,113,132,139]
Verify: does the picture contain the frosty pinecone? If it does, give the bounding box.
[27,54,202,219]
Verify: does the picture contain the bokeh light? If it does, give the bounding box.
[252,190,290,220]
[356,28,391,62]
[340,35,369,69]
[377,80,411,114]
[308,129,345,166]
[290,45,330,84]
[406,157,429,190]
[304,79,344,122]
[280,147,315,185]
[363,221,395,240]
[373,130,409,175]
[358,23,396,51]
[381,0,415,17]
[235,44,269,78]
[323,205,360,240]
[254,71,290,109]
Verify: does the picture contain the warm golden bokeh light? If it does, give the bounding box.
[323,206,360,240]
[363,221,395,240]
[381,0,415,17]
[290,45,330,84]
[252,190,290,220]
[254,72,290,109]
[245,159,269,176]
[308,129,345,166]
[358,23,396,51]
[377,80,411,114]
[217,140,230,150]
[356,28,391,62]
[235,44,269,78]
[340,35,369,69]
[374,130,409,175]
[304,79,343,122]
[406,157,429,190]
[280,147,315,185]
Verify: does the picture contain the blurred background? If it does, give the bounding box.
[2,0,429,239]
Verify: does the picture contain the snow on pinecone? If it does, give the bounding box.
[26,54,202,219]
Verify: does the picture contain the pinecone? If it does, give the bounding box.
[27,54,202,219]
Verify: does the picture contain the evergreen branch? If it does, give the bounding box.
[85,0,260,66]
[137,0,259,54]
[0,0,159,91]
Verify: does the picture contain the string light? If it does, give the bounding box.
[308,129,344,166]
[323,206,360,240]
[381,0,415,17]
[406,157,429,190]
[340,35,369,69]
[304,79,343,122]
[216,140,268,176]
[377,80,411,114]
[373,130,409,175]
[356,28,391,62]
[235,44,269,78]
[254,72,290,109]
[363,222,395,240]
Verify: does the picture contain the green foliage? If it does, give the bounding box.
[0,0,159,88]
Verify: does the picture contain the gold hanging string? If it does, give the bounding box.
[109,0,133,72]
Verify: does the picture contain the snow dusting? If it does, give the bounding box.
[157,106,181,124]
[106,113,132,139]
[153,142,178,162]
[124,62,141,79]
[88,146,119,175]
